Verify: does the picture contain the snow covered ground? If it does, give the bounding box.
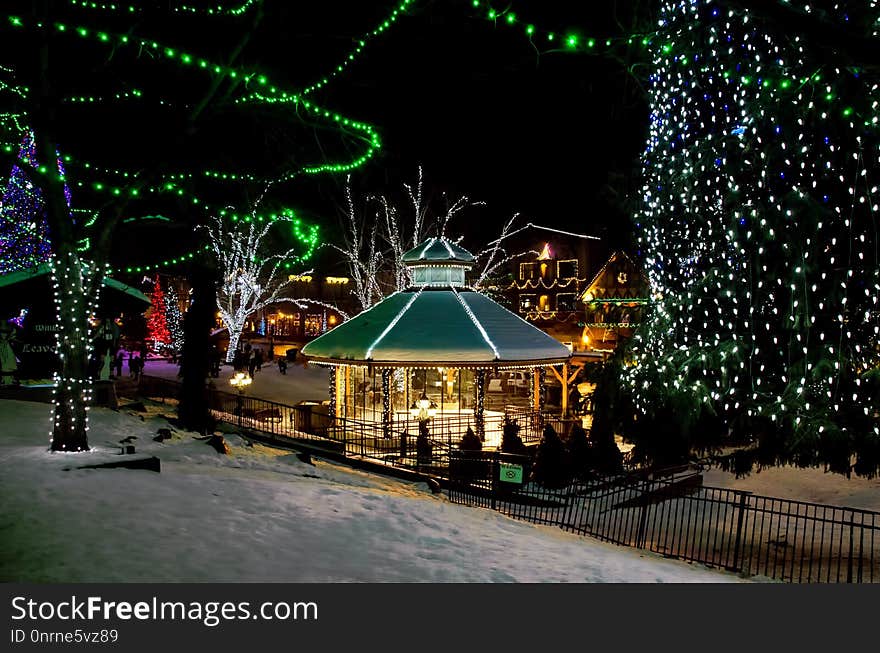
[0,399,747,583]
[141,359,880,511]
[142,358,329,406]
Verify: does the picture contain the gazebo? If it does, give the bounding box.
[301,237,572,448]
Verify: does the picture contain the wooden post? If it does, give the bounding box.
[561,362,569,417]
[532,367,541,412]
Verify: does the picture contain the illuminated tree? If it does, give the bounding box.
[146,275,171,350]
[0,1,415,444]
[205,210,327,363]
[0,131,55,273]
[624,0,880,476]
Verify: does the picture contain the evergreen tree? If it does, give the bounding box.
[0,130,69,273]
[500,417,528,456]
[625,0,880,477]
[163,282,185,353]
[458,426,483,451]
[566,422,593,481]
[146,275,171,350]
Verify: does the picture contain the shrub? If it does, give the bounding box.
[531,423,570,488]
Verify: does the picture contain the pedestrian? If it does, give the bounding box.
[277,357,287,375]
[0,322,18,385]
[128,355,138,381]
[113,347,124,378]
[210,346,221,378]
[247,349,257,378]
[254,348,263,373]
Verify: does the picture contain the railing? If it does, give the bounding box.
[138,375,455,473]
[446,451,880,583]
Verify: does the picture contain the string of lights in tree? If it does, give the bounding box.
[469,0,876,126]
[624,0,880,474]
[48,257,108,452]
[1,11,379,266]
[469,0,657,53]
[66,0,261,17]
[298,0,417,97]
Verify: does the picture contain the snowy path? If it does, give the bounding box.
[0,399,746,583]
[140,358,330,406]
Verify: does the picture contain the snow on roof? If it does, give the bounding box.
[302,288,571,366]
[401,237,475,264]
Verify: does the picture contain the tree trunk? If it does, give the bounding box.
[225,326,242,363]
[178,261,217,432]
[49,252,92,451]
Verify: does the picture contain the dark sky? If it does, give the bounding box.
[3,0,652,271]
[282,0,651,251]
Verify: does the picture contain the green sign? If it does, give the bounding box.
[499,462,523,484]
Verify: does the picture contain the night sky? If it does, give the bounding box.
[3,0,653,273]
[287,0,650,252]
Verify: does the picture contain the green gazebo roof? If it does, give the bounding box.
[301,288,571,367]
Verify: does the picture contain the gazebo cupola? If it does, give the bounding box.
[401,236,474,288]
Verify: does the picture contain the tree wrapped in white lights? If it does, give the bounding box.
[205,211,316,363]
[624,0,880,476]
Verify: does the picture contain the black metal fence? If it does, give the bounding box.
[446,451,880,583]
[138,375,458,472]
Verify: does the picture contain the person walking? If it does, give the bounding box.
[113,347,124,378]
[247,349,257,378]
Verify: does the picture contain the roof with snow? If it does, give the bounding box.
[305,238,569,367]
[401,237,475,265]
[301,288,571,367]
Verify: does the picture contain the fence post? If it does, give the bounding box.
[731,491,751,574]
[491,450,498,511]
[635,478,650,550]
[847,512,855,584]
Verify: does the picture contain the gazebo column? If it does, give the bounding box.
[334,366,347,418]
[328,367,337,418]
[561,362,569,417]
[381,368,393,438]
[474,369,486,441]
[532,367,541,412]
[344,365,352,418]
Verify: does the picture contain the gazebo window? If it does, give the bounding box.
[412,265,465,286]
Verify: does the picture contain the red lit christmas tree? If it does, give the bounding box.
[147,275,170,348]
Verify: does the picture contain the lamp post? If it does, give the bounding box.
[410,380,437,467]
[230,371,252,427]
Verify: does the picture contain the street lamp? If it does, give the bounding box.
[410,389,437,422]
[230,372,252,426]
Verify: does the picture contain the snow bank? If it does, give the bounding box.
[0,399,745,583]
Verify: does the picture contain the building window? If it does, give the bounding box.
[304,314,322,336]
[557,259,578,280]
[539,295,550,311]
[557,293,576,311]
[519,262,536,280]
[519,294,536,311]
